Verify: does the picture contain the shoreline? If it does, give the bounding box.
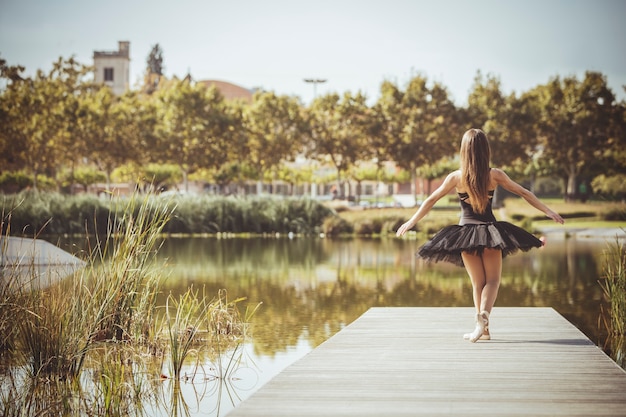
[538,226,626,240]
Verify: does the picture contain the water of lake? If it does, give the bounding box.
[152,233,621,416]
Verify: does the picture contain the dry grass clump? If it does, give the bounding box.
[0,193,258,415]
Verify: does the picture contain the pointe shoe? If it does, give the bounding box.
[464,311,490,342]
[463,328,490,340]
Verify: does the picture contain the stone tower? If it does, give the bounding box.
[93,41,130,95]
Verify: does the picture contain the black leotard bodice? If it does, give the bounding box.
[458,190,497,225]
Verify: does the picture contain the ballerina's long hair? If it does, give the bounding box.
[459,129,491,214]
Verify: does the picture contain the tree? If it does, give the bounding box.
[0,59,27,172]
[147,44,164,76]
[531,72,619,199]
[591,174,626,201]
[154,79,237,191]
[378,76,458,204]
[77,87,142,190]
[416,158,458,196]
[306,92,370,198]
[466,72,537,170]
[208,161,254,195]
[0,57,92,190]
[348,164,378,203]
[276,164,314,196]
[243,91,307,194]
[63,166,106,192]
[466,72,543,205]
[143,44,164,94]
[141,163,182,191]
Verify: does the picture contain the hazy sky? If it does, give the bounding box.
[1,0,624,105]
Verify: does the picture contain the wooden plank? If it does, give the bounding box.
[228,308,626,416]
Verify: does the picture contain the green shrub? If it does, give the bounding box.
[165,196,332,235]
[2,191,113,236]
[322,215,353,236]
[512,211,596,221]
[354,219,377,235]
[381,217,406,235]
[352,216,404,235]
[0,171,32,193]
[599,239,626,340]
[602,207,626,221]
[1,193,333,236]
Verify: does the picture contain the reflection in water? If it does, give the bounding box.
[40,235,619,415]
[159,236,609,356]
[149,343,261,417]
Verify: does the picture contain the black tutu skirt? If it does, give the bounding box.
[417,221,543,267]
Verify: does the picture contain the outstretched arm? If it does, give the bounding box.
[492,168,564,224]
[396,171,460,236]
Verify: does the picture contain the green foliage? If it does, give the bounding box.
[140,163,182,190]
[2,191,111,235]
[531,72,619,196]
[147,43,164,76]
[322,215,353,236]
[377,75,459,203]
[1,192,333,236]
[165,195,332,235]
[0,191,255,414]
[307,92,371,192]
[0,57,94,191]
[602,207,626,221]
[0,171,32,193]
[60,166,106,190]
[2,54,625,203]
[592,174,626,200]
[599,239,626,337]
[467,71,537,169]
[353,215,405,235]
[245,91,307,174]
[153,79,239,190]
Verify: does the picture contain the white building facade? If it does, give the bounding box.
[93,41,130,95]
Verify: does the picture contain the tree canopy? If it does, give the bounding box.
[1,55,625,201]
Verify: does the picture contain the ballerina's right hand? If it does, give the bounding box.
[548,210,565,224]
[396,221,413,237]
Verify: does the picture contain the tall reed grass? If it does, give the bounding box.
[1,192,258,415]
[599,237,626,368]
[87,194,173,343]
[162,288,257,381]
[8,194,175,381]
[600,238,626,336]
[1,191,333,236]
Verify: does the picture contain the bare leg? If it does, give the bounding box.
[461,248,502,342]
[461,251,487,314]
[478,248,502,314]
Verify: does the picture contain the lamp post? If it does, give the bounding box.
[303,78,327,100]
[303,78,327,199]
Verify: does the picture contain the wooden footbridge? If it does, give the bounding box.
[228,307,626,416]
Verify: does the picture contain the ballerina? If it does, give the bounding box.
[396,128,564,342]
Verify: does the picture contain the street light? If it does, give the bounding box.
[303,78,327,100]
[303,78,327,200]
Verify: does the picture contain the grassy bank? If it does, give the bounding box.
[1,192,623,240]
[0,194,256,415]
[1,191,333,237]
[599,239,626,368]
[336,197,626,236]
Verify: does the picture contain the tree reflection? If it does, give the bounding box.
[158,236,610,358]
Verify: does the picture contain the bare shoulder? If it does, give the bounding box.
[430,170,460,196]
[490,168,529,195]
[448,170,461,180]
[445,170,461,185]
[490,168,509,183]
